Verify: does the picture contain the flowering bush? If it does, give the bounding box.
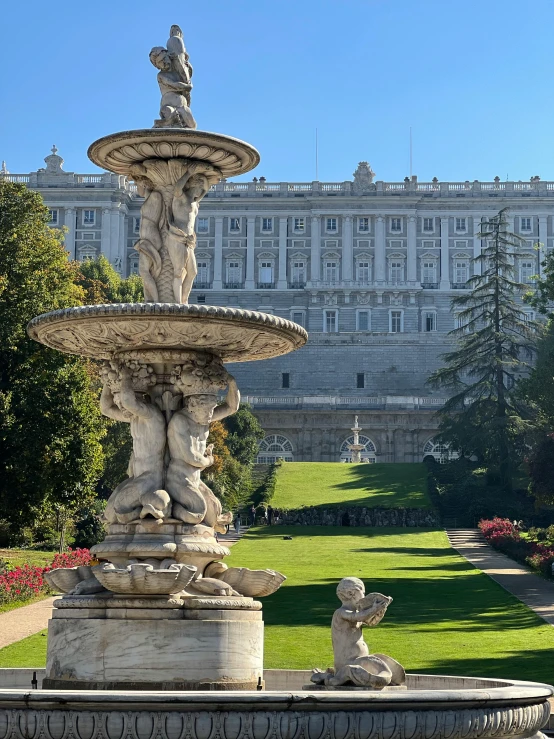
[0,548,91,606]
[51,548,91,569]
[479,518,554,578]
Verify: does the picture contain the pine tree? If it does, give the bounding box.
[428,207,538,492]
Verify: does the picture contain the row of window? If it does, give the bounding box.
[192,257,537,286]
[49,209,96,226]
[256,435,454,464]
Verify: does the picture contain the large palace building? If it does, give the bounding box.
[3,149,548,463]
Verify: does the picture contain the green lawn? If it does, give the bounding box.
[0,549,54,569]
[0,631,48,667]
[226,526,554,683]
[272,463,431,510]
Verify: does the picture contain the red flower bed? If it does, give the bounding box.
[0,548,91,606]
[479,518,554,577]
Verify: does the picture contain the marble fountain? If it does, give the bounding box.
[0,23,551,739]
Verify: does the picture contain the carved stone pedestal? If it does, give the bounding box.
[43,595,263,691]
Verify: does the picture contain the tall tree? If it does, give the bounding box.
[222,404,264,467]
[0,181,105,534]
[78,255,143,304]
[428,207,538,492]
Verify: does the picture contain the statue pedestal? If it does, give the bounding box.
[43,595,263,691]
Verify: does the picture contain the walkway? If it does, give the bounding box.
[446,529,554,626]
[218,525,249,546]
[0,597,56,650]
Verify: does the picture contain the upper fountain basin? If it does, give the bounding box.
[27,303,308,362]
[88,129,260,178]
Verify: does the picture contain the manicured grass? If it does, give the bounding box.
[227,526,554,683]
[0,631,47,668]
[0,549,54,568]
[0,594,49,615]
[272,463,431,510]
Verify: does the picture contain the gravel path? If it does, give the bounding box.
[0,597,56,649]
[447,528,554,626]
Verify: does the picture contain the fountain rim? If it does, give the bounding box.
[0,677,551,711]
[88,128,260,178]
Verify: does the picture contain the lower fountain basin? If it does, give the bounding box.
[0,674,550,739]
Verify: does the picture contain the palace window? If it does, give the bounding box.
[520,217,532,232]
[229,217,240,232]
[423,217,434,232]
[389,260,404,283]
[520,260,536,284]
[423,310,437,332]
[291,310,306,327]
[454,260,469,284]
[197,295,206,304]
[293,217,305,232]
[323,309,338,333]
[196,261,210,285]
[356,261,371,283]
[129,258,139,275]
[259,261,274,284]
[48,209,58,224]
[262,217,273,232]
[282,372,290,389]
[326,217,338,232]
[358,217,369,232]
[423,438,458,463]
[356,310,370,331]
[390,217,402,232]
[133,217,140,234]
[197,217,209,232]
[422,261,437,284]
[324,260,339,282]
[390,310,403,333]
[226,261,242,284]
[291,261,306,285]
[455,217,466,232]
[83,209,95,225]
[357,373,365,389]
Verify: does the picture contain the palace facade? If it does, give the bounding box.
[3,149,547,463]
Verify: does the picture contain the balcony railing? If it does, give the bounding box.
[451,282,469,289]
[256,282,275,289]
[421,282,439,289]
[288,282,306,289]
[192,283,212,290]
[242,395,448,410]
[223,283,244,289]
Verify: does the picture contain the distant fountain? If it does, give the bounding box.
[347,415,365,463]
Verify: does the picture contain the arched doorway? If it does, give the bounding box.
[340,435,377,463]
[422,438,459,463]
[257,434,294,464]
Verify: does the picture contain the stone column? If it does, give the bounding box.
[440,216,450,290]
[375,215,386,283]
[310,216,321,281]
[213,217,223,289]
[63,207,76,259]
[538,215,548,278]
[278,217,288,289]
[407,215,417,284]
[101,207,111,261]
[473,214,482,276]
[342,215,353,282]
[118,208,126,272]
[246,216,255,289]
[109,206,121,266]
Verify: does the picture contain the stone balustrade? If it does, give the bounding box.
[242,395,447,409]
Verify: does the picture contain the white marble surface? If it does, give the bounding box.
[46,616,263,684]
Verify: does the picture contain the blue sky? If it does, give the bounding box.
[1,0,553,183]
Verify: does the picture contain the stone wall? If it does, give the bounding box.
[277,506,439,527]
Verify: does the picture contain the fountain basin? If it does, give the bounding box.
[0,675,550,739]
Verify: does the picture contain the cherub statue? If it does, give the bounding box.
[167,161,221,302]
[311,577,405,689]
[166,370,239,531]
[150,25,197,129]
[100,362,171,524]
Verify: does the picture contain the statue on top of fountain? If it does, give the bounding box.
[311,577,406,690]
[150,25,197,129]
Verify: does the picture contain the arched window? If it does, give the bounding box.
[257,434,294,464]
[423,438,459,463]
[340,435,377,463]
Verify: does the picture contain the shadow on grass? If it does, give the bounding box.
[242,526,442,540]
[410,651,554,682]
[261,579,540,632]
